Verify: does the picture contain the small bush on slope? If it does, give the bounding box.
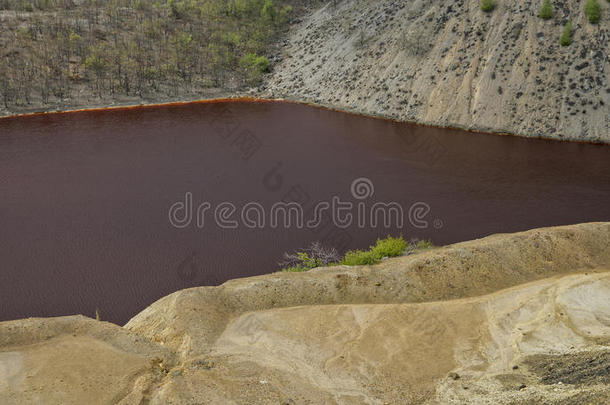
[281,236,435,271]
[539,0,553,19]
[370,236,408,258]
[341,249,382,266]
[480,0,496,12]
[341,236,406,266]
[239,53,270,86]
[585,0,601,23]
[560,21,573,46]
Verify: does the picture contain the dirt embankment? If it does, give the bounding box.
[1,222,609,404]
[263,0,610,143]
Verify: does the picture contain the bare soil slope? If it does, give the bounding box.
[264,0,610,142]
[1,222,609,404]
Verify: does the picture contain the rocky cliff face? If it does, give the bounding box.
[1,223,609,404]
[264,0,609,142]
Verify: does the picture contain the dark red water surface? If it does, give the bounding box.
[1,100,609,324]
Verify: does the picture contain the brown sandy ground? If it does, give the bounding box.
[0,222,609,404]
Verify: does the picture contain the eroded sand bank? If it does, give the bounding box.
[1,222,609,404]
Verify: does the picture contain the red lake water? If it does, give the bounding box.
[1,100,609,324]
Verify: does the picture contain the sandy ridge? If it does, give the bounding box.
[1,222,609,404]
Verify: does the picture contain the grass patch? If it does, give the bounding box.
[560,21,573,46]
[281,236,434,271]
[585,0,601,23]
[341,249,381,266]
[371,235,408,258]
[338,235,408,266]
[539,0,553,19]
[480,0,496,12]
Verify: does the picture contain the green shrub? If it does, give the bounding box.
[341,236,408,266]
[480,0,496,12]
[341,249,381,266]
[260,0,277,22]
[279,5,292,24]
[239,52,270,85]
[585,0,601,23]
[280,236,434,271]
[370,236,407,258]
[560,21,573,46]
[539,0,553,19]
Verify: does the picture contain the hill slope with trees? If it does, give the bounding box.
[0,0,314,113]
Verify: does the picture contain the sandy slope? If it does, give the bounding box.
[0,222,609,404]
[264,0,609,142]
[154,272,610,404]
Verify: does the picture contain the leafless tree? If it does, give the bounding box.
[280,241,341,268]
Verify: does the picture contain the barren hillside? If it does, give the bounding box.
[1,222,609,404]
[264,0,610,142]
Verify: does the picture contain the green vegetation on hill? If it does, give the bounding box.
[341,236,408,266]
[585,0,601,23]
[539,0,553,19]
[480,0,496,12]
[239,52,271,85]
[0,0,305,109]
[282,236,434,272]
[560,21,573,46]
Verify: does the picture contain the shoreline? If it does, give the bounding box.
[1,221,608,403]
[2,94,609,146]
[0,221,607,326]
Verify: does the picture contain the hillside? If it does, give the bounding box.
[0,0,314,114]
[264,0,610,142]
[1,0,608,143]
[1,222,609,404]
